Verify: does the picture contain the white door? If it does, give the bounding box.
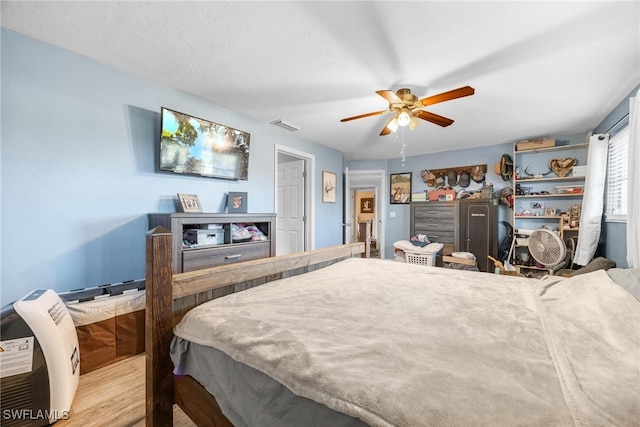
[277,159,305,255]
[343,167,353,243]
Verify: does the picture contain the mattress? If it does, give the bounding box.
[172,258,640,427]
[171,338,366,427]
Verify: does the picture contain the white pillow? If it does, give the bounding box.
[450,251,477,260]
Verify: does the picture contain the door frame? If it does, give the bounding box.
[274,145,315,251]
[345,169,386,258]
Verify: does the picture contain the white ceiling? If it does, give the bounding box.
[2,1,639,161]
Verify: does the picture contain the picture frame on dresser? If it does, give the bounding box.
[177,193,203,213]
[227,192,248,213]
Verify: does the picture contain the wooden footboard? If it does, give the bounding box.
[145,226,364,426]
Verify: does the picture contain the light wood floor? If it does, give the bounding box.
[57,354,196,427]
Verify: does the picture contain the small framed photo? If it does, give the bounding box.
[545,207,557,216]
[531,202,544,209]
[360,197,374,213]
[322,171,337,203]
[390,172,412,204]
[177,193,202,213]
[227,192,248,213]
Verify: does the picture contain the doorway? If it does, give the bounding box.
[344,169,386,259]
[275,145,315,255]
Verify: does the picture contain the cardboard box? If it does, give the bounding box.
[442,255,476,266]
[516,138,556,151]
[62,285,146,374]
[428,189,456,201]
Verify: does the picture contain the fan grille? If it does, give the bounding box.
[528,229,566,266]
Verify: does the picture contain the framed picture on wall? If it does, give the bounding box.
[322,171,337,203]
[227,192,248,213]
[177,193,203,213]
[390,173,412,204]
[360,197,374,213]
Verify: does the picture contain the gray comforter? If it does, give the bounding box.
[174,258,640,427]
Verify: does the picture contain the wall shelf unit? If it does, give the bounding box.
[510,140,588,272]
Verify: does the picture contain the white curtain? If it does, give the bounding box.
[627,91,640,268]
[574,134,609,266]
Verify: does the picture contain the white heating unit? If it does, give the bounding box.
[1,290,80,426]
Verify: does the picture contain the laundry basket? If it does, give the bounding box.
[404,251,437,266]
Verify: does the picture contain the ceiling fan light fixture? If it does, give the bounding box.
[397,109,411,127]
[408,116,419,130]
[387,117,399,132]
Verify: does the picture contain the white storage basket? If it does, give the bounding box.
[404,251,437,266]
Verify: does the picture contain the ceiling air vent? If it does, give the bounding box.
[270,119,300,132]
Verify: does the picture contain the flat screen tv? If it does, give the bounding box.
[159,107,250,180]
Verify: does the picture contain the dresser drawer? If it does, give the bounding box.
[182,241,271,272]
[414,218,455,231]
[415,230,455,244]
[413,205,456,220]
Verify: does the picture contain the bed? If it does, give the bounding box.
[145,227,640,427]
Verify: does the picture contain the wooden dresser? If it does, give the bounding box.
[147,213,276,273]
[410,201,459,260]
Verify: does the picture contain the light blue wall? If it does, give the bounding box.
[594,84,640,268]
[0,29,344,305]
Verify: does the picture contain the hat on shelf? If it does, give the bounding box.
[422,170,436,187]
[496,154,513,181]
[447,169,458,187]
[434,173,445,189]
[458,170,471,188]
[470,165,485,183]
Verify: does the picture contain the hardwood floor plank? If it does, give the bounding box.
[57,355,195,427]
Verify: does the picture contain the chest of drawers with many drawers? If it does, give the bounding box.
[410,201,459,256]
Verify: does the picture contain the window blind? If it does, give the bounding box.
[605,126,629,222]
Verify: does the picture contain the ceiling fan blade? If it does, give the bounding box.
[379,116,397,136]
[376,90,404,107]
[419,86,475,107]
[415,110,455,127]
[340,110,388,122]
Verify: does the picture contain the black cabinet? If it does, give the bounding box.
[458,199,499,272]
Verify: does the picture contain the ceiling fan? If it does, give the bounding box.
[340,86,475,136]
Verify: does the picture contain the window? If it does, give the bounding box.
[605,126,629,222]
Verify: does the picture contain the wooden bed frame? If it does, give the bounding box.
[145,226,365,426]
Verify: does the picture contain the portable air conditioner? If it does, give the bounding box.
[1,290,80,426]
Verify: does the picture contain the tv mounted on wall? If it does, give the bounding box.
[159,107,250,180]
